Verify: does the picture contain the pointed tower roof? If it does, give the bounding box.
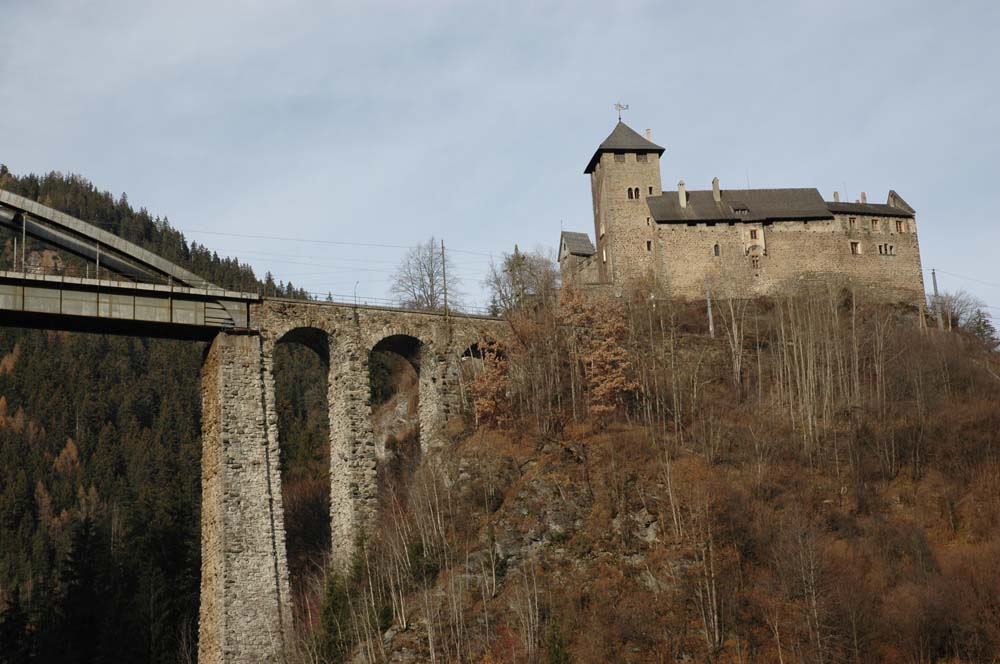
[584,121,665,174]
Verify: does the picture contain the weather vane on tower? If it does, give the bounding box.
[614,102,629,121]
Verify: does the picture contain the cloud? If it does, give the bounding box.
[1,0,998,309]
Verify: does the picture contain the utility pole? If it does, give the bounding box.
[441,239,449,316]
[931,269,944,331]
[705,279,715,338]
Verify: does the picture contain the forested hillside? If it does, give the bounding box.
[287,278,1000,663]
[0,168,317,662]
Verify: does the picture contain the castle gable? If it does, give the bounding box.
[647,187,831,224]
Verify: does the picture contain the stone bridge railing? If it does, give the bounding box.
[198,298,504,663]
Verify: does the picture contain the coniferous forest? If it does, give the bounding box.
[0,167,317,662]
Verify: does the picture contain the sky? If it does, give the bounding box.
[1,0,998,314]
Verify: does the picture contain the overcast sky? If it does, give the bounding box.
[1,0,998,313]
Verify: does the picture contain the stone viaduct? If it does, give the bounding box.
[0,189,505,663]
[200,299,502,663]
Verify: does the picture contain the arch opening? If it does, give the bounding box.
[369,334,422,494]
[272,327,331,630]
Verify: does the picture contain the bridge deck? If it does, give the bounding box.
[0,270,259,340]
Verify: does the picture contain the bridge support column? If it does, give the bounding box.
[199,332,291,664]
[328,339,378,571]
[418,346,461,453]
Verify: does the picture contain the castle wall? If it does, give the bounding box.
[653,213,924,302]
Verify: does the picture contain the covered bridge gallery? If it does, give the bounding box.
[559,120,923,302]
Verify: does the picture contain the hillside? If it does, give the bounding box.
[289,289,1000,664]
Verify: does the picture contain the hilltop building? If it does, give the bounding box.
[559,121,924,301]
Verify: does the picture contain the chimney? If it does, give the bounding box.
[712,177,721,203]
[678,180,687,209]
[645,128,652,141]
[833,191,840,202]
[860,191,867,204]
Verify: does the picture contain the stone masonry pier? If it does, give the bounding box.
[198,299,502,663]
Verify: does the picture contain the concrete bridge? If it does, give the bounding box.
[0,189,504,662]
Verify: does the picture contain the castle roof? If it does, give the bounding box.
[584,121,665,174]
[825,201,914,218]
[560,231,596,257]
[648,187,833,224]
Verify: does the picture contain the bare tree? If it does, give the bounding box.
[933,289,983,331]
[483,245,559,315]
[390,237,462,311]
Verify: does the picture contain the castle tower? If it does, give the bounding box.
[584,121,664,285]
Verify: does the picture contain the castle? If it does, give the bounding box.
[559,121,925,301]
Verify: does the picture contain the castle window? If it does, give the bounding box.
[713,243,720,257]
[648,186,653,195]
[646,240,652,252]
[614,153,625,163]
[627,188,634,200]
[751,256,760,269]
[889,244,895,255]
[749,229,758,240]
[878,244,884,255]
[850,241,861,255]
[849,217,857,229]
[896,220,904,233]
[872,218,880,231]
[636,153,648,162]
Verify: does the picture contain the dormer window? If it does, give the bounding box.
[733,207,750,216]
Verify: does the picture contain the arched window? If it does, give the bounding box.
[713,243,720,257]
[627,188,633,200]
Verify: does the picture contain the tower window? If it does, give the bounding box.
[627,188,634,200]
[751,256,760,269]
[614,153,625,163]
[749,229,758,240]
[850,241,861,255]
[849,217,857,229]
[872,218,880,231]
[648,186,653,195]
[646,240,652,252]
[895,220,904,233]
[713,243,720,257]
[636,153,648,162]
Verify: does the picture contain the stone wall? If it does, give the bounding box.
[652,213,924,302]
[199,332,291,664]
